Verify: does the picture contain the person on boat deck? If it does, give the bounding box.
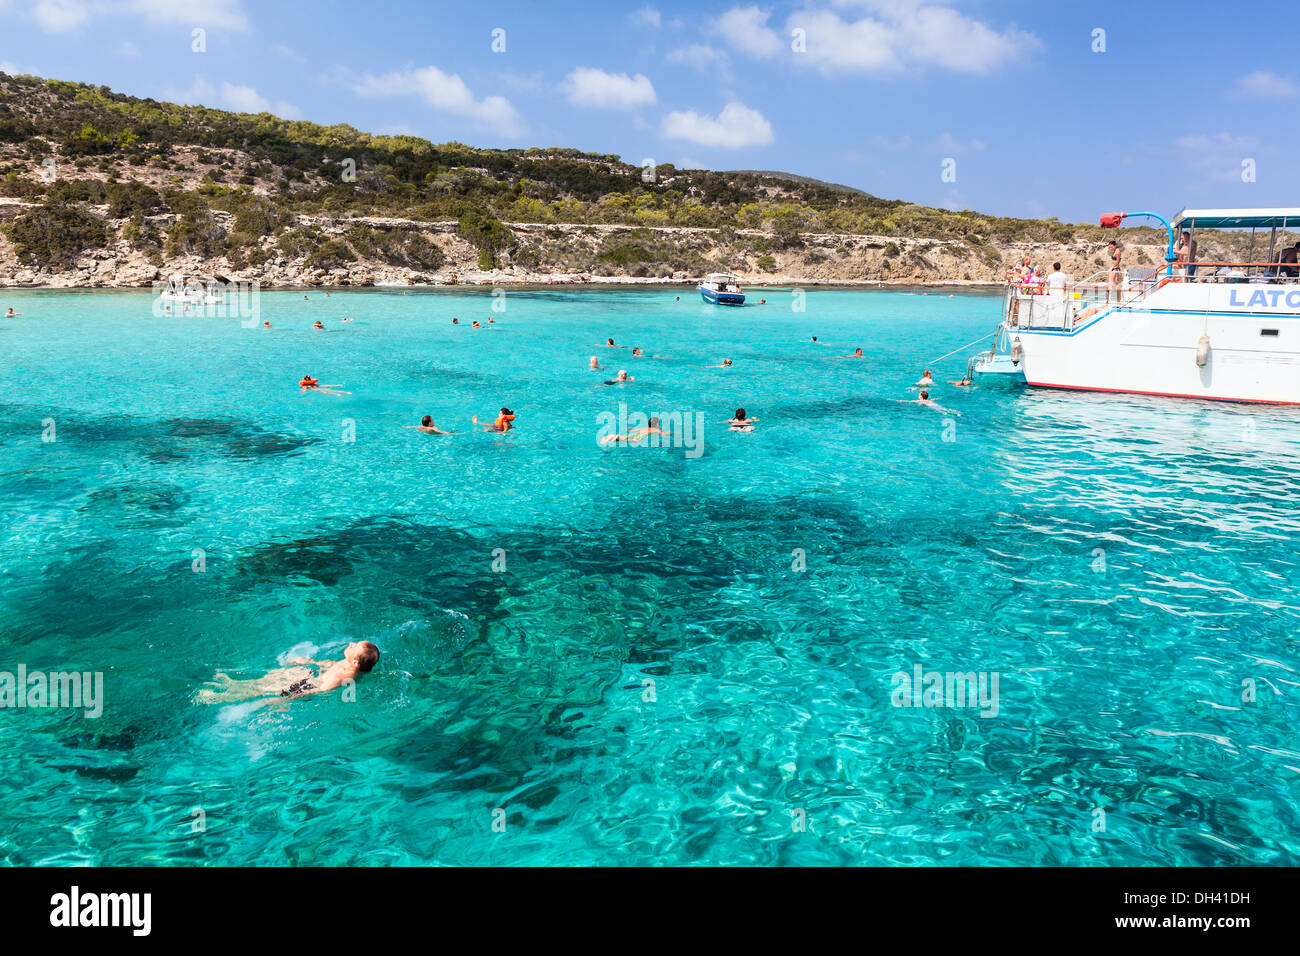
[1174,231,1197,277]
[1108,241,1123,290]
[1276,242,1299,278]
[1046,261,1068,294]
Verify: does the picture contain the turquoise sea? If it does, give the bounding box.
[0,286,1297,866]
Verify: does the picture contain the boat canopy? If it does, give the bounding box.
[705,272,740,282]
[1172,207,1300,230]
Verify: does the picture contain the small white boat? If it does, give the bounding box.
[158,275,224,307]
[698,273,745,306]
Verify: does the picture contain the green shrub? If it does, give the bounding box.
[4,203,108,268]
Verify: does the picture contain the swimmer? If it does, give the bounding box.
[312,321,325,330]
[472,320,481,328]
[263,320,272,328]
[404,415,455,435]
[693,358,733,369]
[473,407,515,432]
[195,641,380,704]
[893,390,960,415]
[303,295,309,301]
[4,308,20,317]
[915,369,934,387]
[674,296,680,302]
[758,298,766,305]
[299,375,350,395]
[602,337,623,348]
[601,416,670,445]
[724,408,757,431]
[488,316,494,324]
[589,356,602,370]
[834,348,864,359]
[601,369,634,385]
[631,347,643,357]
[342,317,353,323]
[452,318,459,325]
[164,306,172,315]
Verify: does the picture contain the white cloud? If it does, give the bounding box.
[1170,132,1260,183]
[667,43,731,74]
[715,5,783,57]
[933,132,985,155]
[560,67,656,110]
[33,0,89,31]
[0,61,21,75]
[128,0,247,28]
[630,5,660,28]
[352,65,522,137]
[219,82,301,119]
[661,100,773,148]
[119,39,139,56]
[1229,71,1299,99]
[29,0,248,32]
[712,1,1039,74]
[499,71,545,93]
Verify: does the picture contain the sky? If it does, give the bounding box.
[1,0,1296,223]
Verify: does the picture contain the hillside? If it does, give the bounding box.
[0,72,1190,287]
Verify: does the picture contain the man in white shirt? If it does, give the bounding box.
[1046,261,1068,294]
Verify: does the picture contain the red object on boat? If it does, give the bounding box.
[1099,212,1126,228]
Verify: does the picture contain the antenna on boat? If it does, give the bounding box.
[1100,211,1177,277]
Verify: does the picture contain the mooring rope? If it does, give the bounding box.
[927,329,996,366]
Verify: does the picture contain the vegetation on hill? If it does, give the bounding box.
[0,71,1168,281]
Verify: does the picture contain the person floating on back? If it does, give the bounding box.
[196,641,380,704]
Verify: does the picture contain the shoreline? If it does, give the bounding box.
[0,276,1006,292]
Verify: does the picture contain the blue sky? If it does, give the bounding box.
[1,0,1296,222]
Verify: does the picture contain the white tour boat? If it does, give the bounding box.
[976,207,1300,404]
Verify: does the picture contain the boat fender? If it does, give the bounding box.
[1196,334,1210,368]
[1010,336,1023,366]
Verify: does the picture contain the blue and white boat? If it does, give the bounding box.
[698,272,745,306]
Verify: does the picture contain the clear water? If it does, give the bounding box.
[1,287,1297,866]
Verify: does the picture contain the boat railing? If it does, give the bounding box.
[1004,261,1300,329]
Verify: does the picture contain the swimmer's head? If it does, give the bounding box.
[735,408,746,420]
[452,318,459,324]
[617,370,628,380]
[607,338,614,346]
[344,641,380,672]
[920,390,930,400]
[421,415,433,426]
[648,417,660,429]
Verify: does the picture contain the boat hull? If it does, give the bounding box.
[1015,288,1300,404]
[698,285,745,306]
